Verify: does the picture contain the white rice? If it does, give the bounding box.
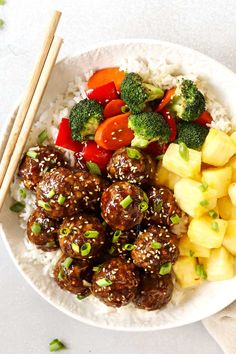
[10,56,233,304]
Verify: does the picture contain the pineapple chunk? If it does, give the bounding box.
[218,196,236,220]
[174,178,217,218]
[188,215,228,248]
[199,247,234,281]
[179,235,210,257]
[154,162,181,190]
[173,256,203,288]
[162,143,201,179]
[228,183,236,206]
[226,156,236,182]
[202,166,232,198]
[223,220,236,255]
[230,131,236,146]
[202,128,235,166]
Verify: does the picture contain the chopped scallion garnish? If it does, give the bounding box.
[121,105,130,113]
[19,188,26,199]
[143,192,149,203]
[112,230,122,243]
[76,294,88,300]
[86,161,102,175]
[47,189,55,198]
[31,222,41,235]
[38,200,51,211]
[71,243,80,253]
[81,242,91,256]
[82,280,92,287]
[84,230,99,238]
[45,241,56,248]
[122,243,135,251]
[0,0,6,5]
[199,182,208,192]
[159,262,172,275]
[170,213,180,224]
[156,154,164,161]
[96,278,112,287]
[59,228,71,237]
[38,129,48,144]
[151,241,161,249]
[211,221,219,232]
[62,257,73,269]
[208,209,218,219]
[138,201,148,212]
[58,268,65,281]
[154,200,163,213]
[120,195,133,208]
[179,142,189,161]
[26,150,38,159]
[126,147,142,159]
[92,265,102,272]
[58,194,66,205]
[10,201,25,213]
[108,246,115,255]
[189,250,195,257]
[200,200,209,207]
[195,264,207,280]
[49,338,65,352]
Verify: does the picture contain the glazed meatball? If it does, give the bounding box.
[59,214,106,260]
[131,225,179,273]
[107,147,155,185]
[54,255,92,296]
[27,208,60,251]
[91,257,139,307]
[145,186,182,227]
[18,145,67,191]
[36,168,83,218]
[74,171,109,211]
[133,273,174,311]
[107,226,140,259]
[101,181,147,230]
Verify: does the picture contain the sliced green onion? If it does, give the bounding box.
[0,18,4,28]
[49,338,65,352]
[102,221,107,228]
[71,243,80,253]
[19,188,26,199]
[121,105,130,113]
[47,189,55,198]
[76,294,88,300]
[82,280,92,287]
[156,154,164,161]
[62,257,73,269]
[154,200,163,213]
[58,194,66,205]
[96,278,112,287]
[122,243,135,251]
[59,228,71,236]
[112,230,122,243]
[143,192,149,203]
[211,221,219,232]
[31,222,41,235]
[45,241,56,248]
[58,268,65,281]
[92,265,102,272]
[84,230,99,238]
[0,0,6,5]
[108,246,115,255]
[38,129,48,144]
[195,264,207,280]
[10,201,25,213]
[138,201,148,212]
[126,147,142,159]
[170,213,180,224]
[38,200,52,211]
[199,182,208,192]
[151,241,161,249]
[208,209,218,219]
[189,250,195,257]
[179,142,189,161]
[26,150,38,159]
[86,161,102,175]
[200,200,209,207]
[159,262,172,275]
[120,195,133,208]
[81,242,91,256]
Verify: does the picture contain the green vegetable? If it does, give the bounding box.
[138,201,148,212]
[57,194,66,205]
[96,278,112,287]
[26,150,38,159]
[189,250,195,257]
[122,243,135,251]
[31,222,41,235]
[84,230,99,238]
[200,200,209,207]
[10,201,25,213]
[58,269,65,281]
[199,182,208,192]
[71,243,80,253]
[195,264,207,280]
[47,189,55,198]
[170,214,180,224]
[81,242,91,256]
[159,262,172,275]
[151,241,161,249]
[19,188,26,199]
[211,221,219,232]
[121,105,130,113]
[69,98,103,141]
[177,121,209,150]
[121,72,164,114]
[126,147,142,159]
[154,200,163,212]
[62,257,73,269]
[76,294,88,300]
[179,142,189,161]
[208,209,218,219]
[128,112,170,148]
[108,246,115,255]
[169,79,205,122]
[112,230,122,243]
[86,161,102,175]
[0,0,6,5]
[120,195,133,208]
[59,228,71,236]
[92,265,102,272]
[38,129,48,144]
[45,241,56,248]
[49,338,65,352]
[38,200,51,211]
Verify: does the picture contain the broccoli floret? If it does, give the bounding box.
[177,121,209,150]
[128,112,170,148]
[121,72,164,114]
[169,79,205,121]
[69,99,103,141]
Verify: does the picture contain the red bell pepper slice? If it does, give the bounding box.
[80,140,113,171]
[55,118,83,153]
[86,81,118,105]
[156,87,176,112]
[159,107,177,142]
[195,111,213,126]
[144,141,169,158]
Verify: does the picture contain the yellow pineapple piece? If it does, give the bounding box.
[179,235,210,257]
[199,247,234,281]
[201,128,235,166]
[154,162,181,190]
[173,256,203,288]
[226,156,236,182]
[202,166,232,198]
[223,220,236,255]
[218,196,236,220]
[228,183,236,206]
[162,143,201,179]
[174,178,217,218]
[230,131,236,146]
[188,215,228,248]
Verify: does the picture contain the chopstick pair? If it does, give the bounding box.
[0,10,63,210]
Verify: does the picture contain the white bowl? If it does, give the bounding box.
[1,39,236,331]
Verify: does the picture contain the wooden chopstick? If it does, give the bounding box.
[0,10,61,187]
[0,36,63,210]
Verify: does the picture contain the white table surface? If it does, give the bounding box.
[1,0,236,353]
